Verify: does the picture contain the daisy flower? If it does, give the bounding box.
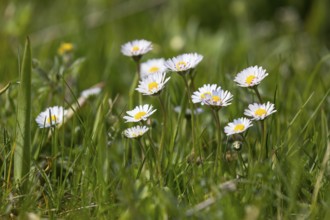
[165,53,203,73]
[35,106,66,128]
[81,87,102,98]
[136,72,170,96]
[192,84,219,105]
[58,42,74,55]
[123,104,156,123]
[203,89,233,107]
[234,66,268,87]
[224,117,253,136]
[244,102,276,120]
[140,58,167,78]
[121,39,152,58]
[123,125,149,139]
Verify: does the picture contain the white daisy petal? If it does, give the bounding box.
[244,102,277,120]
[192,84,219,105]
[136,72,170,96]
[81,87,102,98]
[123,125,149,138]
[121,39,153,57]
[165,53,203,73]
[123,104,157,123]
[224,117,253,136]
[140,58,167,78]
[35,106,66,128]
[234,66,268,87]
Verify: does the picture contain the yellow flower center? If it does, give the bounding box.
[245,75,256,85]
[234,124,245,132]
[176,61,187,71]
[148,82,159,92]
[211,95,221,103]
[201,92,211,99]
[58,43,74,55]
[132,46,140,52]
[46,115,57,124]
[149,66,159,73]
[134,111,147,120]
[255,108,267,116]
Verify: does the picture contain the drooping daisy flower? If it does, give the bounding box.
[35,106,66,128]
[244,102,276,120]
[136,72,170,96]
[192,84,219,105]
[234,66,268,87]
[123,104,156,123]
[165,53,203,73]
[224,117,253,136]
[81,87,102,98]
[123,125,149,139]
[121,39,152,58]
[140,58,167,78]
[203,89,233,107]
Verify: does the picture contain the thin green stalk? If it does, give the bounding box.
[180,74,196,154]
[259,120,267,161]
[158,95,167,167]
[136,138,147,179]
[211,108,223,179]
[253,86,263,103]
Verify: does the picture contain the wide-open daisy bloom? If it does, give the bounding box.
[165,53,203,73]
[123,125,149,139]
[244,102,276,120]
[234,66,268,87]
[192,84,219,105]
[224,117,253,136]
[136,72,170,96]
[203,89,233,107]
[121,39,152,57]
[140,58,167,78]
[35,106,66,128]
[123,104,156,123]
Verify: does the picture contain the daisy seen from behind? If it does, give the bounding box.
[165,53,203,74]
[224,117,253,136]
[244,102,276,120]
[121,39,152,60]
[234,66,268,87]
[123,104,156,123]
[35,106,66,128]
[123,125,149,139]
[140,58,167,78]
[136,72,170,96]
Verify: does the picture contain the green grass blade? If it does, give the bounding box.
[14,37,32,190]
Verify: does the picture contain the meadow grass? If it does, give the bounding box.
[1,0,330,219]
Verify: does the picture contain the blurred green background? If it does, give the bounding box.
[1,0,329,94]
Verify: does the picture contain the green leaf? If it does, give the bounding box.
[14,37,32,191]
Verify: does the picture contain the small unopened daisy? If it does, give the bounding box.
[123,125,149,139]
[58,42,74,55]
[121,39,152,59]
[203,89,233,107]
[140,58,167,78]
[123,104,156,123]
[136,72,170,96]
[234,66,268,87]
[165,53,203,73]
[244,102,276,120]
[224,117,253,136]
[192,84,219,105]
[35,106,66,128]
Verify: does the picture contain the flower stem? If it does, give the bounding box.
[158,95,167,168]
[259,120,267,162]
[253,86,263,103]
[211,108,223,179]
